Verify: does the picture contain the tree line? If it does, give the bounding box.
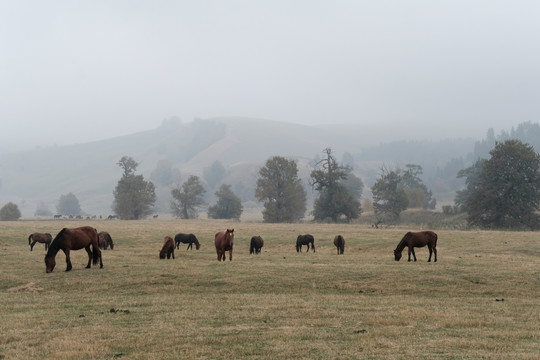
[4,139,540,231]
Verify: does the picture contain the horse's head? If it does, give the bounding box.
[394,249,402,261]
[226,229,234,241]
[159,251,166,259]
[45,254,56,273]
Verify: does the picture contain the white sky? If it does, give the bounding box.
[1,0,539,150]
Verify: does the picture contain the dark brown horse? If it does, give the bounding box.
[98,231,114,250]
[174,233,200,250]
[44,226,103,273]
[215,229,234,261]
[159,236,175,259]
[28,232,52,251]
[394,231,438,262]
[250,236,264,254]
[296,234,315,252]
[334,235,345,255]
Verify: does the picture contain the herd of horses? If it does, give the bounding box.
[31,226,438,272]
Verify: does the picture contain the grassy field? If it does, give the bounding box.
[1,219,539,359]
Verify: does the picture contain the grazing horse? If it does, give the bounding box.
[159,236,175,259]
[174,233,200,250]
[44,226,103,273]
[249,236,264,254]
[394,231,438,262]
[296,234,315,252]
[97,231,114,250]
[215,229,234,261]
[334,235,345,255]
[28,233,52,251]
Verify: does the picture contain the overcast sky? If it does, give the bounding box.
[1,1,539,150]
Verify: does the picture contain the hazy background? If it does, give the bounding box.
[1,0,539,151]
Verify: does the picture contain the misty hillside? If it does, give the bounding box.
[0,117,510,218]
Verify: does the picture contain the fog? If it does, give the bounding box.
[1,1,538,150]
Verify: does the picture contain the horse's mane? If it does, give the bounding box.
[46,228,66,256]
[395,232,412,251]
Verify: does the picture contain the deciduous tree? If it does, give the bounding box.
[310,148,361,222]
[113,156,156,220]
[255,156,306,223]
[170,175,206,219]
[0,202,21,221]
[207,184,243,220]
[466,140,540,229]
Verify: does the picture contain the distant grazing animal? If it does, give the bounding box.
[215,229,234,261]
[44,226,103,273]
[174,233,200,250]
[296,234,315,252]
[249,236,264,254]
[28,233,52,251]
[98,231,114,250]
[394,231,438,262]
[159,236,175,259]
[334,235,345,255]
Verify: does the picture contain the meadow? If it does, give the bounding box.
[0,219,539,359]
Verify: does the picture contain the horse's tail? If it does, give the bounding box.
[250,238,255,254]
[28,234,32,245]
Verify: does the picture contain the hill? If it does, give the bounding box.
[0,117,476,217]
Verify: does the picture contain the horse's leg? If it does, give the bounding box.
[407,247,412,261]
[411,248,417,262]
[85,246,92,268]
[187,243,192,250]
[433,246,437,262]
[312,243,315,253]
[64,249,72,272]
[30,241,35,251]
[229,248,233,261]
[428,245,433,262]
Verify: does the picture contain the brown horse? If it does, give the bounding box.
[98,231,114,250]
[159,236,175,259]
[250,235,264,254]
[296,234,315,252]
[44,226,103,273]
[334,235,345,255]
[29,232,52,251]
[215,229,234,261]
[394,231,438,262]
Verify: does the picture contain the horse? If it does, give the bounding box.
[296,234,315,252]
[334,235,345,255]
[174,233,200,250]
[249,236,264,254]
[215,229,234,261]
[159,236,175,259]
[97,231,114,250]
[394,231,438,262]
[28,233,52,251]
[44,226,103,273]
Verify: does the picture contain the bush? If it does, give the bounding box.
[0,202,22,221]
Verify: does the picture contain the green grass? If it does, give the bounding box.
[1,219,539,359]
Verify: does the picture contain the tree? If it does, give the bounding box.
[56,193,82,216]
[203,161,227,191]
[401,164,436,209]
[255,156,307,223]
[113,156,156,220]
[454,159,486,212]
[466,140,540,229]
[371,167,409,224]
[170,175,206,219]
[34,201,53,217]
[0,202,21,221]
[207,184,243,220]
[310,148,361,222]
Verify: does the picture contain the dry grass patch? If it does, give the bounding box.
[0,220,539,359]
